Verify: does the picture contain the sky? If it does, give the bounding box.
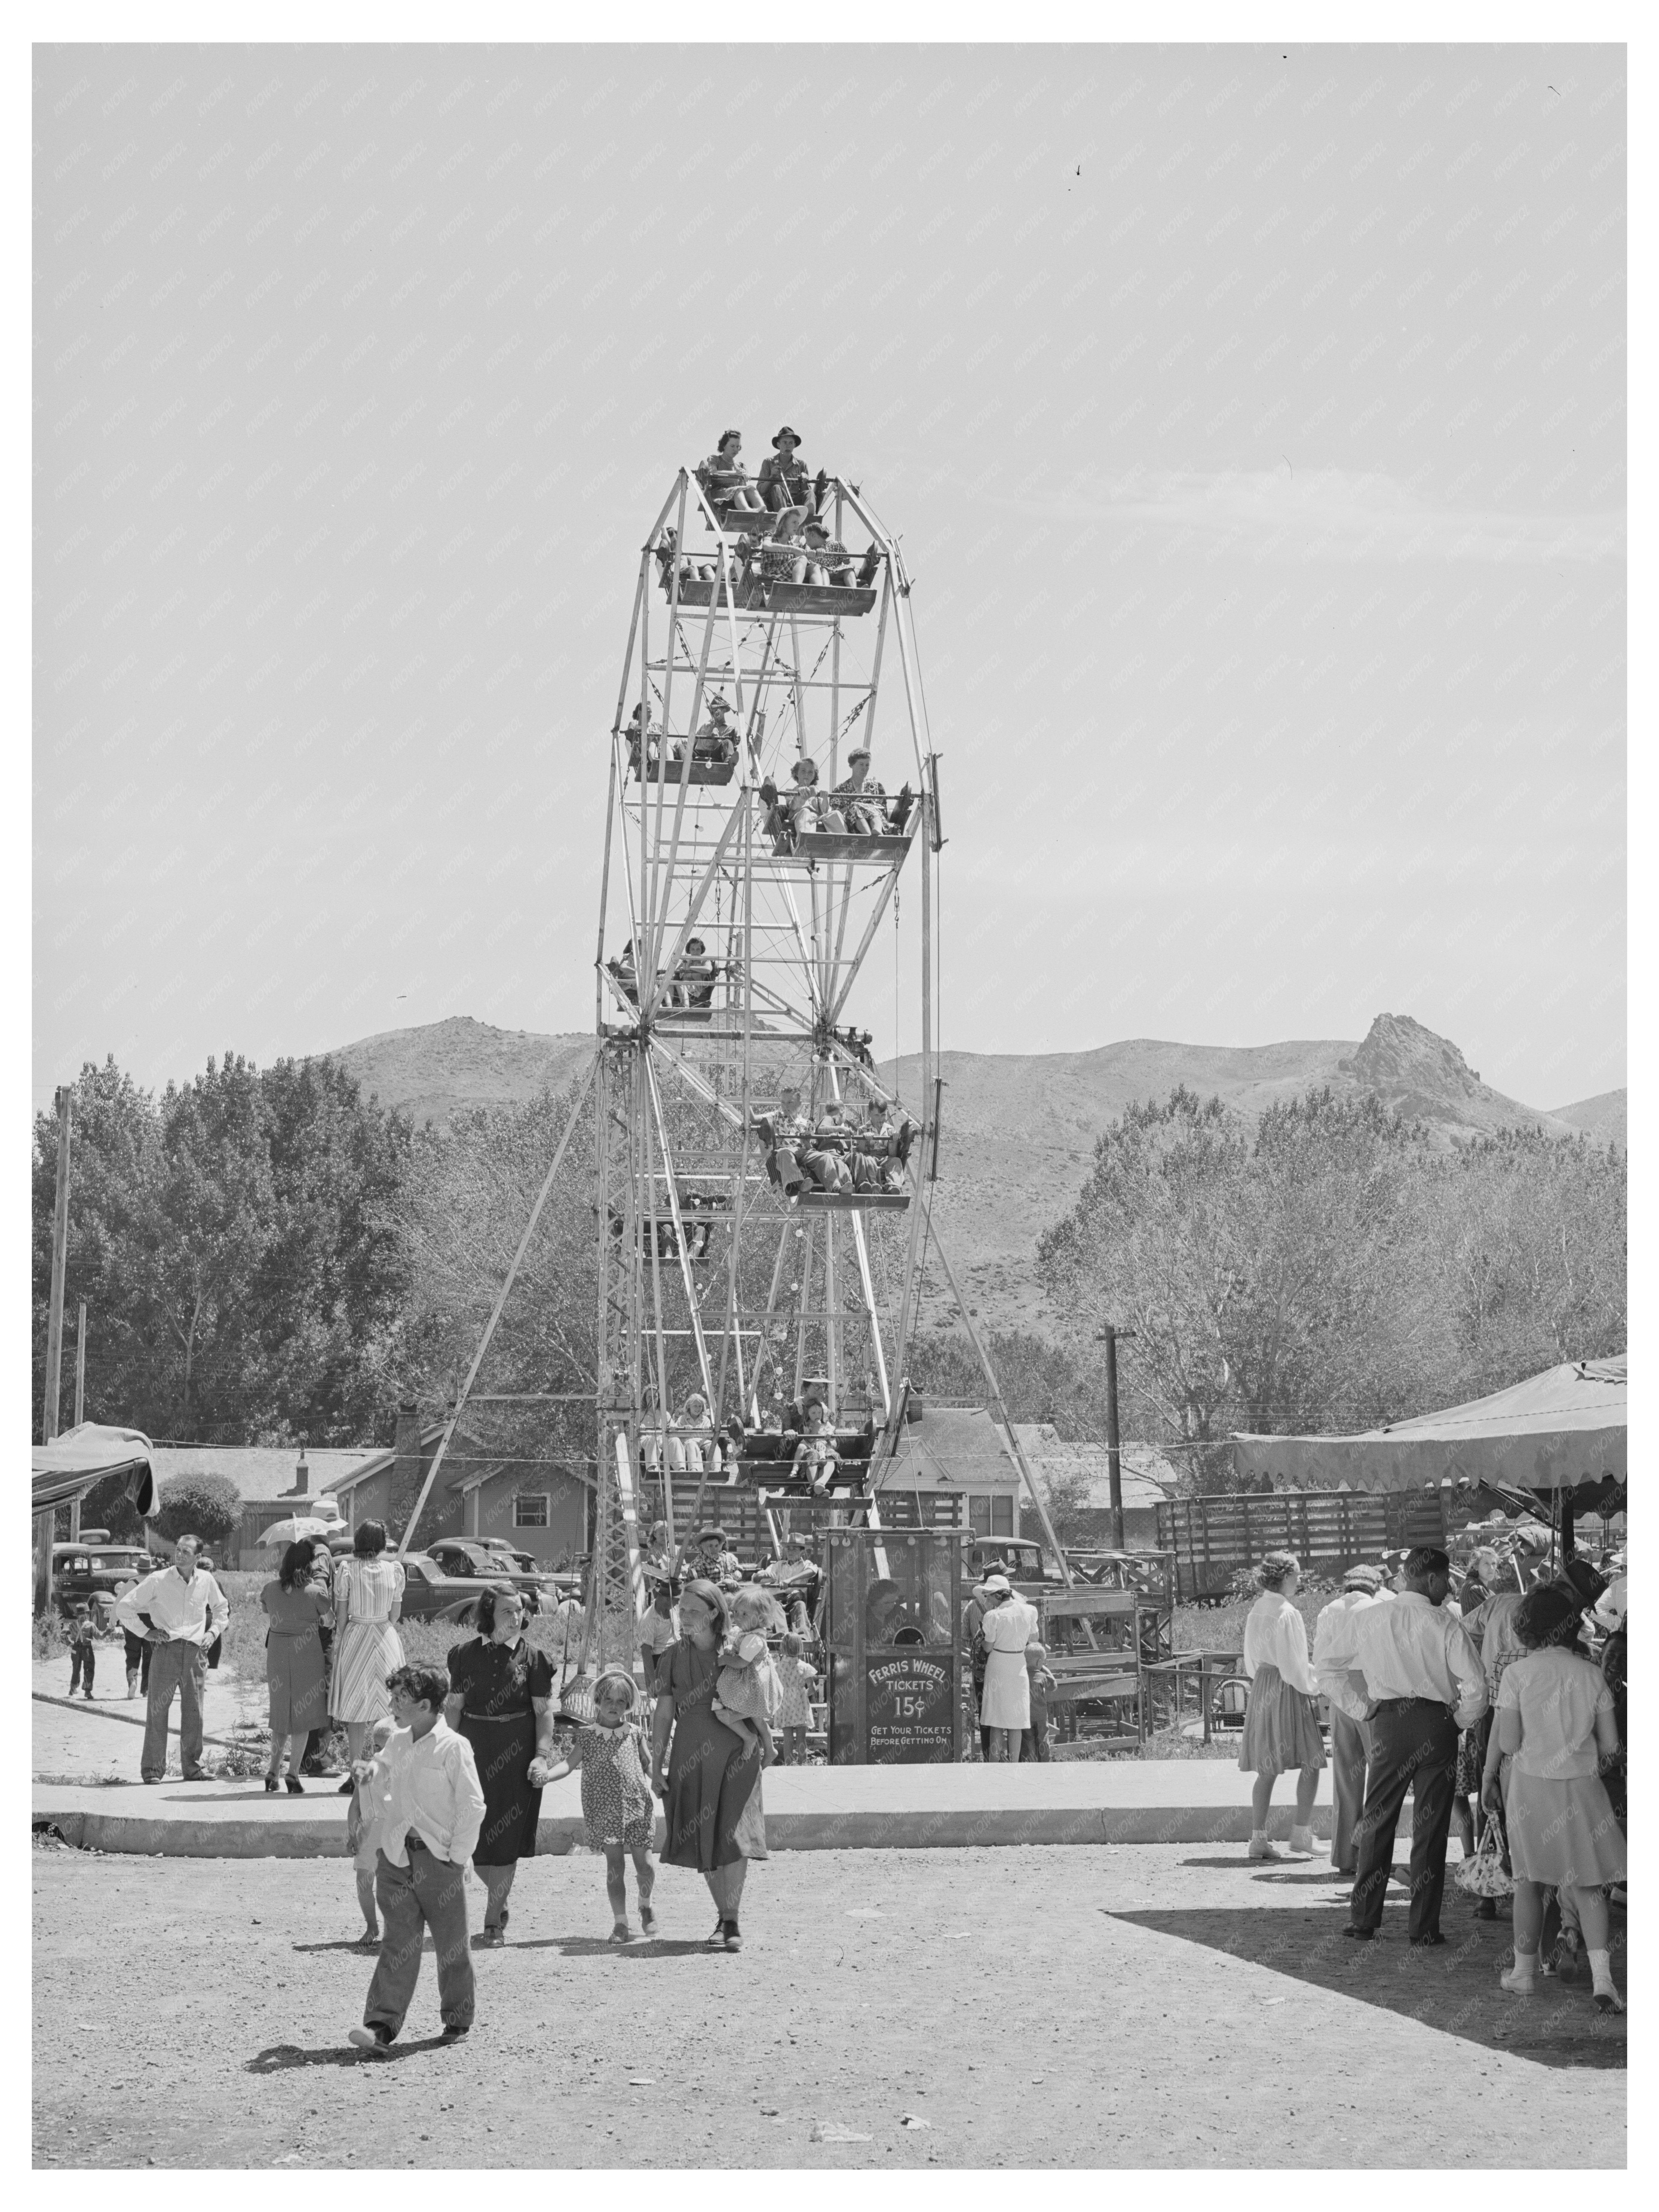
[32,40,1626,1116]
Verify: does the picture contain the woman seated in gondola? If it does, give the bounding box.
[697,429,767,513]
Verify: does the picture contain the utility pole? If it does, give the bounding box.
[37,1087,74,1613]
[68,1303,88,1540]
[1099,1324,1137,1553]
[43,1087,73,1446]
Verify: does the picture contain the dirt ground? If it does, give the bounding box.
[33,1838,1624,2169]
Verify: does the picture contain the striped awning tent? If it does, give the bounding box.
[31,1423,158,1517]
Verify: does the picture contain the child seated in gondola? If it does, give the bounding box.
[791,1398,839,1494]
[711,1586,782,1765]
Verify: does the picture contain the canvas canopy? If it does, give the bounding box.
[31,1422,158,1517]
[1231,1357,1626,1502]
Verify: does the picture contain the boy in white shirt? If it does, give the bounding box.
[348,1665,485,2054]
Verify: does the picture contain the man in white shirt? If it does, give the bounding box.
[113,1534,230,1782]
[1315,1545,1487,1946]
[349,1664,485,2054]
[1312,1564,1392,1876]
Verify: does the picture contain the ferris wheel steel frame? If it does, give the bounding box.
[396,460,1073,1673]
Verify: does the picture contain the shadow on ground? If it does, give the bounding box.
[247,2035,451,2072]
[1106,1900,1627,2071]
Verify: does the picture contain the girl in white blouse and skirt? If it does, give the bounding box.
[1239,1551,1326,1861]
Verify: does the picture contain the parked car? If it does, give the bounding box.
[472,1536,587,1607]
[52,1540,155,1617]
[396,1550,538,1624]
[425,1538,551,1611]
[964,1537,1064,1599]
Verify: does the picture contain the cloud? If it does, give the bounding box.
[996,468,1623,564]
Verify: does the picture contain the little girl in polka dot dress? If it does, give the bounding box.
[544,1667,658,1942]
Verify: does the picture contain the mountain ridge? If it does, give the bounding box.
[325,1010,1623,1329]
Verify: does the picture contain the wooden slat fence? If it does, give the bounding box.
[1155,1491,1452,1601]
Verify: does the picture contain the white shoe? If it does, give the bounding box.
[1286,1825,1315,1860]
[1247,1832,1282,1861]
[348,2026,392,2056]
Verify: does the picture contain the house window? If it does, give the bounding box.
[968,1491,1014,1538]
[513,1494,549,1528]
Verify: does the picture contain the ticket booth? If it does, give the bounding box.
[823,1526,968,1763]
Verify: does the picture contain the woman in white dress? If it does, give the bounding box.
[978,1575,1039,1764]
[330,1519,406,1787]
[1239,1551,1325,1861]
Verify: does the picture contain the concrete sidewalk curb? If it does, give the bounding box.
[31,1786,1355,1859]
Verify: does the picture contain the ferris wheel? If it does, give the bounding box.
[396,446,1067,1671]
[585,459,947,1617]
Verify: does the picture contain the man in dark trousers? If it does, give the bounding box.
[1315,1545,1487,1946]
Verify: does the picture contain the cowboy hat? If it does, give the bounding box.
[771,426,802,448]
[981,1573,1013,1595]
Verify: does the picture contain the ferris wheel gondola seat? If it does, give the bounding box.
[659,573,876,618]
[769,830,911,865]
[794,1189,911,1212]
[634,757,737,786]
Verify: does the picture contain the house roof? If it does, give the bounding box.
[1012,1423,1180,1515]
[149,1445,381,1504]
[884,1404,1022,1489]
[320,1423,449,1498]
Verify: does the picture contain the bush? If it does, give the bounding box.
[153,1471,241,1549]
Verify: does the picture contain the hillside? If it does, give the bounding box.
[320,1010,1619,1327]
[331,1015,594,1133]
[1549,1089,1628,1149]
[881,1013,1590,1326]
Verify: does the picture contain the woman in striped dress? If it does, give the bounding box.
[331,1520,406,1786]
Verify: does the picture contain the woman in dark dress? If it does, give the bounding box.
[649,1578,766,1952]
[445,1584,555,1943]
[260,1541,331,1794]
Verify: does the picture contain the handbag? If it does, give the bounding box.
[1454,1810,1514,1899]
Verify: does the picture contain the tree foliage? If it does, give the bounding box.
[151,1471,242,1547]
[31,1053,416,1445]
[1037,1087,1626,1483]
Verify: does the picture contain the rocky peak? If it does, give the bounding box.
[1339,1012,1484,1100]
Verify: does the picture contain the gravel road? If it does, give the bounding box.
[33,1838,1623,2169]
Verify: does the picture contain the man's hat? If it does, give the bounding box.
[772,425,801,448]
[706,690,731,712]
[695,1524,727,1543]
[982,1574,1013,1595]
[1343,1563,1385,1592]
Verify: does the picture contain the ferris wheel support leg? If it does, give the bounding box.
[642,1051,719,1417]
[919,1210,1076,1591]
[396,1053,600,1558]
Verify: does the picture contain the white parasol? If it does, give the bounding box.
[258,1515,337,1547]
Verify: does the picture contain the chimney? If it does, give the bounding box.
[390,1400,424,1538]
[292,1450,310,1496]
